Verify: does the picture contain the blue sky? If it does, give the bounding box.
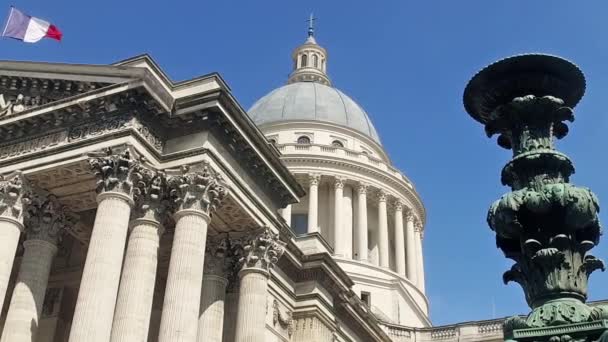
[2,1,608,326]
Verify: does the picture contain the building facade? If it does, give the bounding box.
[0,27,556,342]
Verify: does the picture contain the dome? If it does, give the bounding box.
[248,82,381,144]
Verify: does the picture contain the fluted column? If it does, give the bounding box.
[69,149,142,342]
[0,172,29,309]
[377,190,389,268]
[158,162,227,342]
[405,211,418,284]
[279,205,291,227]
[233,228,286,342]
[415,220,426,293]
[1,194,73,342]
[197,237,231,342]
[393,200,406,277]
[111,171,167,342]
[355,183,368,261]
[307,174,320,233]
[333,177,345,256]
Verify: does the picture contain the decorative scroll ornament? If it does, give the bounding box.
[204,235,233,278]
[272,298,294,337]
[88,146,145,197]
[0,171,31,221]
[25,192,77,245]
[233,227,286,273]
[464,55,607,340]
[0,94,26,117]
[166,162,228,216]
[132,169,170,225]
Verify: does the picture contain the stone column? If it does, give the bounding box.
[377,190,389,268]
[307,174,320,233]
[158,162,227,342]
[405,211,418,284]
[111,171,167,342]
[69,149,142,342]
[0,172,29,309]
[233,228,286,342]
[393,200,406,277]
[333,177,344,256]
[279,205,291,227]
[342,185,354,259]
[1,194,73,342]
[355,183,368,261]
[415,220,426,293]
[197,237,231,342]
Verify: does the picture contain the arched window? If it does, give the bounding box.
[331,140,344,148]
[297,136,311,144]
[313,54,319,68]
[301,54,307,67]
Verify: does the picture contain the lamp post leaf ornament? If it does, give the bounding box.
[463,54,608,342]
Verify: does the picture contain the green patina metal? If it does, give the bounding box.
[463,54,608,342]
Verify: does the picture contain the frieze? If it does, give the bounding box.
[132,118,164,151]
[68,114,131,142]
[0,114,165,163]
[0,131,67,160]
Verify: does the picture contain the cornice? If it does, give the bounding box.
[0,59,303,208]
[282,155,427,226]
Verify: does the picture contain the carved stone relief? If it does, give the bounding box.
[272,298,294,337]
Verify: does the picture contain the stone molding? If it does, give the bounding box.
[233,227,286,274]
[0,171,31,222]
[24,192,77,245]
[166,162,228,216]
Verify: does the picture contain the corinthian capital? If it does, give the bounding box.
[233,227,286,274]
[88,147,145,197]
[334,177,346,189]
[357,183,368,195]
[405,209,415,222]
[308,173,320,186]
[132,169,170,225]
[393,199,403,212]
[204,236,233,278]
[414,220,423,233]
[166,162,228,216]
[25,193,77,245]
[0,171,31,221]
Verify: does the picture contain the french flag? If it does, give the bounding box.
[1,7,62,43]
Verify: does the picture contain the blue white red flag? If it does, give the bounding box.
[1,7,62,43]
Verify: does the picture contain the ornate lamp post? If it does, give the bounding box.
[463,54,608,342]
